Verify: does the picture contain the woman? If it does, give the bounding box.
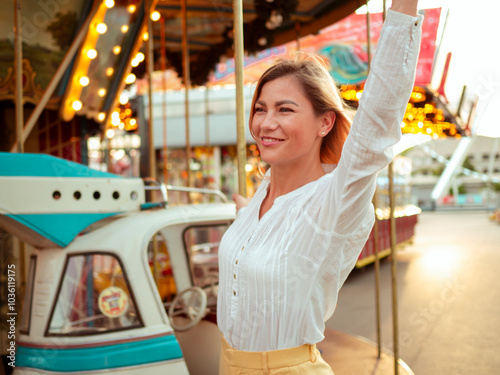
[218,0,422,373]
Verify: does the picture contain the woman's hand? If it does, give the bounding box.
[232,193,250,212]
[391,0,418,16]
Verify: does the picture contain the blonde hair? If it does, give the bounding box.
[249,53,355,164]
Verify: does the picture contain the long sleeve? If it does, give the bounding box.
[318,9,423,236]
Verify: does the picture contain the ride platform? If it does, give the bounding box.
[319,328,414,375]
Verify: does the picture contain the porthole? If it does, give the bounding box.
[130,191,138,200]
[53,191,61,200]
[112,191,120,200]
[74,191,82,200]
[93,191,101,200]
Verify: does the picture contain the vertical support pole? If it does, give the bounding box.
[14,0,24,153]
[205,87,210,147]
[153,234,160,288]
[233,0,247,198]
[160,17,168,185]
[368,0,380,358]
[372,192,382,358]
[365,0,372,71]
[181,0,192,189]
[13,0,27,313]
[389,162,400,375]
[295,21,301,52]
[145,0,156,179]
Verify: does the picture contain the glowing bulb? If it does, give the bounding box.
[111,116,120,126]
[121,25,129,33]
[125,73,136,84]
[79,76,90,86]
[119,94,128,105]
[72,100,82,111]
[131,58,139,67]
[106,67,114,76]
[151,11,161,21]
[98,88,106,97]
[105,0,114,8]
[142,32,149,41]
[128,4,136,13]
[98,112,106,121]
[129,118,137,126]
[86,49,97,59]
[135,52,145,62]
[119,122,125,130]
[96,23,107,34]
[106,129,115,138]
[113,46,121,55]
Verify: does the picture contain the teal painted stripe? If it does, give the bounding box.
[17,334,183,372]
[0,152,120,178]
[7,213,118,247]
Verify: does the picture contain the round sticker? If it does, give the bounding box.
[98,286,129,318]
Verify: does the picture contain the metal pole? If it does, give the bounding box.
[14,0,24,153]
[372,192,382,358]
[383,0,387,21]
[13,0,27,316]
[365,0,372,71]
[145,0,156,180]
[10,4,100,152]
[205,87,210,147]
[295,21,301,52]
[367,0,381,357]
[389,162,400,375]
[160,17,168,185]
[233,0,247,198]
[181,0,192,189]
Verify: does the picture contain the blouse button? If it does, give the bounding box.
[414,21,418,26]
[241,246,244,251]
[233,291,236,296]
[235,259,239,265]
[234,273,236,279]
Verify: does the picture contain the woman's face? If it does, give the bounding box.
[251,75,324,168]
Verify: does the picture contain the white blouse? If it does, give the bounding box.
[217,9,423,352]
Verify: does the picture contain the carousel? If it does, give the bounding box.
[0,1,472,374]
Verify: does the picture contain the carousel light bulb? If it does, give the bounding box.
[106,129,115,138]
[98,112,106,121]
[96,23,107,34]
[142,32,149,41]
[72,100,83,111]
[131,58,139,67]
[105,0,114,8]
[111,116,120,126]
[151,11,161,22]
[129,118,137,126]
[136,52,145,62]
[128,4,136,13]
[98,88,106,97]
[125,73,136,84]
[113,46,121,55]
[121,25,129,33]
[86,49,98,59]
[119,122,125,130]
[119,94,128,105]
[79,76,90,86]
[106,67,114,76]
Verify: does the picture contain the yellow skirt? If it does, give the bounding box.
[220,336,334,374]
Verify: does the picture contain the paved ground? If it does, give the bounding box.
[326,210,500,375]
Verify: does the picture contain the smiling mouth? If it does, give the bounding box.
[261,137,285,143]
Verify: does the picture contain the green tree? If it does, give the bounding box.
[46,11,78,51]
